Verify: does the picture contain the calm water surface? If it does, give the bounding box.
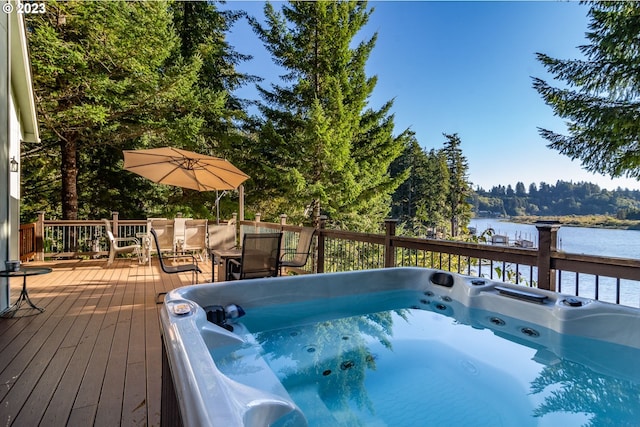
[469,218,640,307]
[469,218,640,259]
[214,291,640,427]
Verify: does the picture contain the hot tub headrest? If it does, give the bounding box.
[430,272,454,288]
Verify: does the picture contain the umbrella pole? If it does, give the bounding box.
[215,190,227,224]
[216,190,220,224]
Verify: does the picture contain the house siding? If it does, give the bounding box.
[0,3,39,311]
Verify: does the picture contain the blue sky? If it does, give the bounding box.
[223,1,640,191]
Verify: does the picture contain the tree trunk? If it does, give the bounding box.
[61,137,78,220]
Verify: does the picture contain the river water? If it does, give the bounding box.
[469,218,640,307]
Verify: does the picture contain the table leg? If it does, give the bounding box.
[218,259,227,282]
[1,276,45,317]
[211,255,227,283]
[211,255,216,282]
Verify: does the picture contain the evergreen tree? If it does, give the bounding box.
[472,180,640,216]
[416,148,449,234]
[167,1,257,218]
[248,1,407,230]
[442,133,472,236]
[390,132,425,223]
[171,1,256,144]
[533,1,640,181]
[25,0,208,219]
[24,0,249,221]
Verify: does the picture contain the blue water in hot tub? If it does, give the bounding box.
[210,290,640,427]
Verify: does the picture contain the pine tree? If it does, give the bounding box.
[24,0,242,220]
[248,1,407,230]
[171,1,257,146]
[442,133,472,237]
[389,132,419,222]
[26,1,194,218]
[417,148,449,235]
[533,1,640,181]
[165,1,256,218]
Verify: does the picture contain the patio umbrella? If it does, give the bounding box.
[123,147,249,221]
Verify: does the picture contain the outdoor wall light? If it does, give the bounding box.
[10,156,19,173]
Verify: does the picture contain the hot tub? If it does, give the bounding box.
[160,267,640,427]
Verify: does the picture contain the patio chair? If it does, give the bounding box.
[208,221,238,282]
[208,222,237,252]
[102,219,142,266]
[173,216,192,252]
[227,232,282,281]
[280,227,316,275]
[150,228,201,285]
[149,219,175,257]
[183,219,208,261]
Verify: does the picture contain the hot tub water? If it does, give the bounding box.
[210,290,640,427]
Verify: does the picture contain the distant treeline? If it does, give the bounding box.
[472,181,640,218]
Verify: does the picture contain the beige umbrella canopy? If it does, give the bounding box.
[123,147,249,222]
[123,147,249,191]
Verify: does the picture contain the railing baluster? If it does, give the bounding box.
[558,270,563,293]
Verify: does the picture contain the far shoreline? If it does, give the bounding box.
[472,215,640,230]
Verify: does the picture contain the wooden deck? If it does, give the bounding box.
[0,257,214,427]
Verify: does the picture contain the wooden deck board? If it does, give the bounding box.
[0,272,77,420]
[0,257,213,426]
[40,267,112,425]
[84,263,132,426]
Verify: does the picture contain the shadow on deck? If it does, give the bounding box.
[0,257,213,426]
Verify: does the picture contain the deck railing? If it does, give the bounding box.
[240,216,640,307]
[19,222,36,262]
[21,212,640,307]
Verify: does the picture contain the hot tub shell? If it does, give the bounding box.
[159,267,640,426]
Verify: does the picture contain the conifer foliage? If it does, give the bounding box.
[248,1,407,230]
[443,133,472,237]
[390,133,471,238]
[24,0,246,220]
[533,1,640,181]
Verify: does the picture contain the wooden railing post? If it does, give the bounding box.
[35,211,45,261]
[279,214,287,226]
[384,219,398,268]
[255,213,261,223]
[239,185,245,221]
[111,212,119,237]
[536,221,560,291]
[316,215,327,274]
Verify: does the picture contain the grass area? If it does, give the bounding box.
[508,215,640,230]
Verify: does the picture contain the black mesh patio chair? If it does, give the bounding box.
[227,232,283,280]
[150,228,202,286]
[280,227,316,275]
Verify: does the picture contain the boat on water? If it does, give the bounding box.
[488,231,536,249]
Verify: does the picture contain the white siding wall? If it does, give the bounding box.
[1,3,41,311]
[0,10,10,310]
[9,93,20,261]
